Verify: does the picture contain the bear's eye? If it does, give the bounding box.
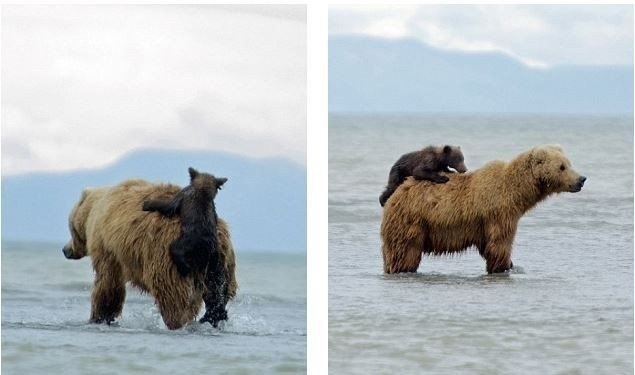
[560,164,565,171]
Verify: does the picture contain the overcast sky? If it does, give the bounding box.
[2,5,306,176]
[330,5,633,68]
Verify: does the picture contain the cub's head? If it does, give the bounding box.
[188,167,227,200]
[529,145,586,194]
[442,145,467,173]
[62,189,94,260]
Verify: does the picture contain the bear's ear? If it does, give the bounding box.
[216,177,228,189]
[443,145,452,154]
[531,149,545,165]
[188,167,199,181]
[79,189,91,205]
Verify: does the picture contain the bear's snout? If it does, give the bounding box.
[62,243,82,259]
[570,175,587,193]
[62,244,72,258]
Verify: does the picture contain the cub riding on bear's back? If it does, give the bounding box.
[379,145,467,207]
[381,145,586,274]
[143,167,229,326]
[62,174,237,330]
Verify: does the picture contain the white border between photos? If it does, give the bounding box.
[307,3,328,374]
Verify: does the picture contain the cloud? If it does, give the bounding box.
[330,5,633,68]
[2,5,306,176]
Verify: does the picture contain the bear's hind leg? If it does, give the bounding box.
[403,229,424,273]
[90,253,126,325]
[379,188,394,207]
[383,224,424,273]
[200,253,228,327]
[379,167,405,207]
[224,253,237,301]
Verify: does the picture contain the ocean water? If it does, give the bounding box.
[329,114,633,374]
[2,242,306,374]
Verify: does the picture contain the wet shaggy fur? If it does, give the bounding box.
[379,145,467,207]
[381,145,586,274]
[62,179,237,330]
[142,167,228,326]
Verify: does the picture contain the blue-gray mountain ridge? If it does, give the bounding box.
[329,35,633,114]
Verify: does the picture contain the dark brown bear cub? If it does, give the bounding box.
[142,167,228,327]
[379,145,467,207]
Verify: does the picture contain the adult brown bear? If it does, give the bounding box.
[381,145,586,274]
[62,179,237,329]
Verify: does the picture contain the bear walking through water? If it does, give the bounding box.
[381,145,586,274]
[62,179,237,329]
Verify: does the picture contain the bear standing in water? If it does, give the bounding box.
[143,167,229,326]
[379,145,467,207]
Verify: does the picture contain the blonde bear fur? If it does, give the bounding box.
[381,145,586,274]
[63,179,237,329]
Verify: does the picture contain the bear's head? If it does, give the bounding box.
[528,145,586,194]
[188,167,227,200]
[62,189,94,260]
[443,145,467,173]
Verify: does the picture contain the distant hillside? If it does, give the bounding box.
[1,150,306,253]
[329,36,633,114]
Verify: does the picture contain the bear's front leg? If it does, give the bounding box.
[486,256,513,274]
[154,289,191,330]
[142,195,182,217]
[483,224,516,274]
[478,248,514,271]
[90,254,126,324]
[413,168,449,184]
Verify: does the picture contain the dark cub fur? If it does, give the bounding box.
[142,167,228,327]
[379,145,467,207]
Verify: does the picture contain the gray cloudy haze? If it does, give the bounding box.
[330,5,633,68]
[2,5,306,176]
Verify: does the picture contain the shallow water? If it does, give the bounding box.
[329,114,633,374]
[2,242,306,374]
